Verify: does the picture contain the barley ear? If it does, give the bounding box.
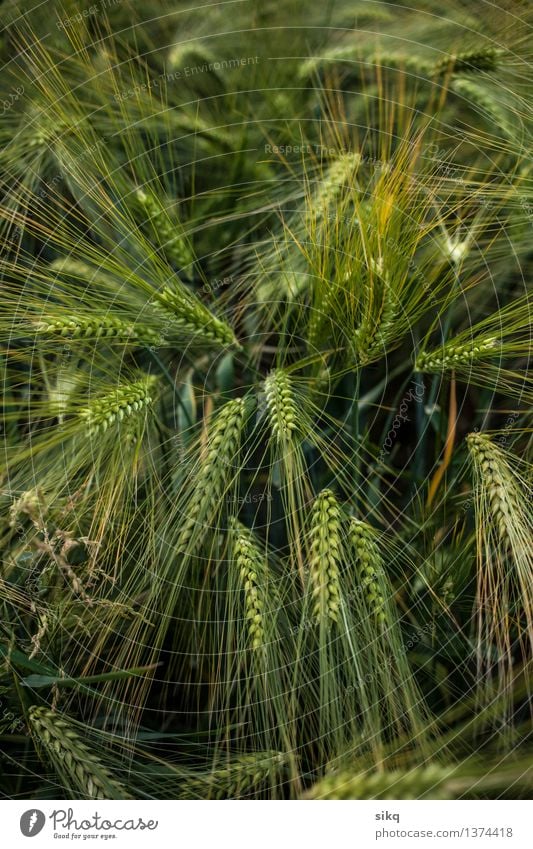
[136,188,194,271]
[310,153,361,224]
[416,337,498,373]
[233,523,269,653]
[466,432,527,542]
[305,765,455,800]
[467,433,533,654]
[435,48,501,76]
[79,376,157,435]
[29,707,129,799]
[264,368,302,444]
[153,284,239,349]
[34,313,159,345]
[347,518,387,626]
[308,489,342,626]
[176,397,252,556]
[186,751,288,799]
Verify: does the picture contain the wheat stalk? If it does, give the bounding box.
[185,751,288,799]
[353,274,398,364]
[435,48,501,76]
[176,397,251,555]
[305,765,454,799]
[416,337,498,373]
[310,153,361,222]
[34,314,159,344]
[347,518,387,625]
[467,433,525,540]
[363,52,434,74]
[153,284,238,348]
[451,78,513,140]
[49,258,102,278]
[79,376,157,435]
[233,524,268,652]
[136,188,194,270]
[264,369,301,443]
[308,489,342,625]
[300,48,431,79]
[467,432,533,723]
[29,707,128,799]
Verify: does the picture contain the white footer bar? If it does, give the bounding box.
[2,800,530,849]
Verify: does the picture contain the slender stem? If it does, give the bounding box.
[422,264,460,487]
[145,347,193,427]
[427,374,457,509]
[427,264,460,410]
[349,368,362,513]
[358,360,410,410]
[414,369,426,484]
[379,373,413,443]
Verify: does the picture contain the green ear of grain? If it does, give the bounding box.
[29,707,129,799]
[233,523,269,652]
[264,368,301,443]
[363,52,434,75]
[305,765,455,799]
[256,153,360,304]
[347,518,387,625]
[153,284,239,348]
[233,523,268,651]
[79,376,157,435]
[308,489,342,625]
[352,277,398,365]
[300,48,432,80]
[466,432,533,728]
[451,78,514,140]
[35,314,159,345]
[185,751,288,799]
[435,48,501,76]
[416,337,498,373]
[175,397,253,556]
[467,432,526,540]
[136,188,195,271]
[311,153,361,221]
